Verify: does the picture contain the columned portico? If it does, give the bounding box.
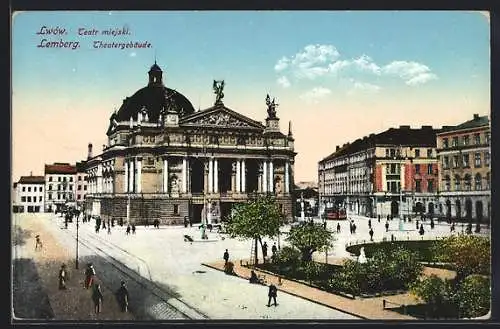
[214,158,219,193]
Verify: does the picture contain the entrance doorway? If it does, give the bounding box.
[475,201,483,223]
[428,202,434,217]
[190,158,205,194]
[465,199,473,222]
[455,200,461,220]
[190,204,203,224]
[446,200,452,219]
[391,201,399,217]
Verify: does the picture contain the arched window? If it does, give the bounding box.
[444,175,451,191]
[475,173,482,190]
[454,175,461,191]
[464,174,471,191]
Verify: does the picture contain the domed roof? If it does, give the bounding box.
[113,63,195,122]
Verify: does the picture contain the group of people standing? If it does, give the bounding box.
[57,262,130,314]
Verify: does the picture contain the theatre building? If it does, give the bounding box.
[84,62,296,225]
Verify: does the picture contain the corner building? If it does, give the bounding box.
[436,114,490,223]
[84,63,296,225]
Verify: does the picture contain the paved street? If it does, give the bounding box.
[14,212,489,320]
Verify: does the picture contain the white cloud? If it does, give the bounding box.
[348,81,381,95]
[299,87,331,104]
[352,55,381,75]
[274,57,289,71]
[382,61,437,85]
[277,76,291,88]
[130,52,137,57]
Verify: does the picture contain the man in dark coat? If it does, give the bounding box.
[58,264,68,290]
[223,249,229,264]
[116,280,129,312]
[262,242,268,261]
[267,283,278,307]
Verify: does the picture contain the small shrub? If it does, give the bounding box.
[274,246,301,265]
[456,274,490,318]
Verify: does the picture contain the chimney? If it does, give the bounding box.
[336,145,340,151]
[87,143,93,160]
[473,114,479,120]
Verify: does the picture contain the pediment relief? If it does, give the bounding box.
[181,109,263,129]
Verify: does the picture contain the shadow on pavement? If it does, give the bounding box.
[12,258,54,320]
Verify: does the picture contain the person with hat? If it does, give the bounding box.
[116,280,129,312]
[58,264,68,290]
[84,263,96,289]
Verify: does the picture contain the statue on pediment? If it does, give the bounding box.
[194,112,251,127]
[213,80,225,105]
[266,94,278,119]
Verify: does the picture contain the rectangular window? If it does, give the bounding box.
[58,177,61,182]
[84,185,88,191]
[147,157,155,166]
[63,177,67,182]
[70,177,73,182]
[57,193,61,200]
[427,149,432,158]
[427,180,434,192]
[453,156,459,168]
[452,137,459,147]
[474,133,481,145]
[22,186,25,192]
[386,182,390,192]
[39,196,42,202]
[28,187,31,192]
[462,154,470,168]
[49,177,53,182]
[415,180,422,193]
[78,185,82,190]
[48,193,52,200]
[485,152,490,166]
[27,196,31,202]
[475,153,482,167]
[443,156,449,169]
[463,135,470,146]
[173,204,179,215]
[78,195,81,200]
[21,196,26,202]
[427,164,433,174]
[69,184,73,190]
[415,164,420,174]
[415,149,420,158]
[443,138,449,148]
[485,132,490,144]
[390,149,396,157]
[39,186,43,192]
[78,176,82,181]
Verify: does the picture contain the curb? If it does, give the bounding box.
[201,263,366,320]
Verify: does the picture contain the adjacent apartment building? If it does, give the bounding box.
[318,125,439,219]
[436,114,490,224]
[13,175,45,213]
[44,162,77,212]
[75,161,88,207]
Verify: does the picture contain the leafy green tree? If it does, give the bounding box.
[286,221,335,262]
[410,275,457,318]
[456,274,490,318]
[225,195,283,264]
[274,246,301,266]
[434,235,490,280]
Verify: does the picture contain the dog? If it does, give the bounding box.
[35,235,43,251]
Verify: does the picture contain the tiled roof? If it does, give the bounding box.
[320,126,438,162]
[438,115,489,133]
[45,163,77,174]
[18,176,45,184]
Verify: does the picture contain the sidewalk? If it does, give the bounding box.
[203,260,419,320]
[13,215,134,321]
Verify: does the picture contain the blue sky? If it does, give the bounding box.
[12,11,490,182]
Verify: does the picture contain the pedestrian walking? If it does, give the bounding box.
[267,283,278,307]
[419,224,425,236]
[58,264,68,290]
[450,223,455,232]
[385,221,389,232]
[262,242,268,261]
[430,219,435,229]
[369,228,374,241]
[349,222,353,234]
[352,223,357,234]
[107,225,111,235]
[416,220,419,230]
[387,214,390,221]
[91,283,104,313]
[132,224,136,234]
[378,215,381,223]
[84,263,96,289]
[336,223,341,233]
[223,249,229,264]
[126,225,131,235]
[271,243,277,256]
[35,235,43,251]
[368,219,372,229]
[116,280,129,312]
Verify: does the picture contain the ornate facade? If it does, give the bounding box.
[84,63,296,225]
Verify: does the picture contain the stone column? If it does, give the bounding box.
[163,158,168,193]
[269,160,274,193]
[208,158,213,193]
[214,158,219,193]
[129,159,134,193]
[285,161,289,193]
[136,157,142,193]
[241,159,246,193]
[236,159,241,193]
[263,160,268,193]
[182,157,188,193]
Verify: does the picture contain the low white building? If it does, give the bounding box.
[13,175,45,213]
[44,163,77,212]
